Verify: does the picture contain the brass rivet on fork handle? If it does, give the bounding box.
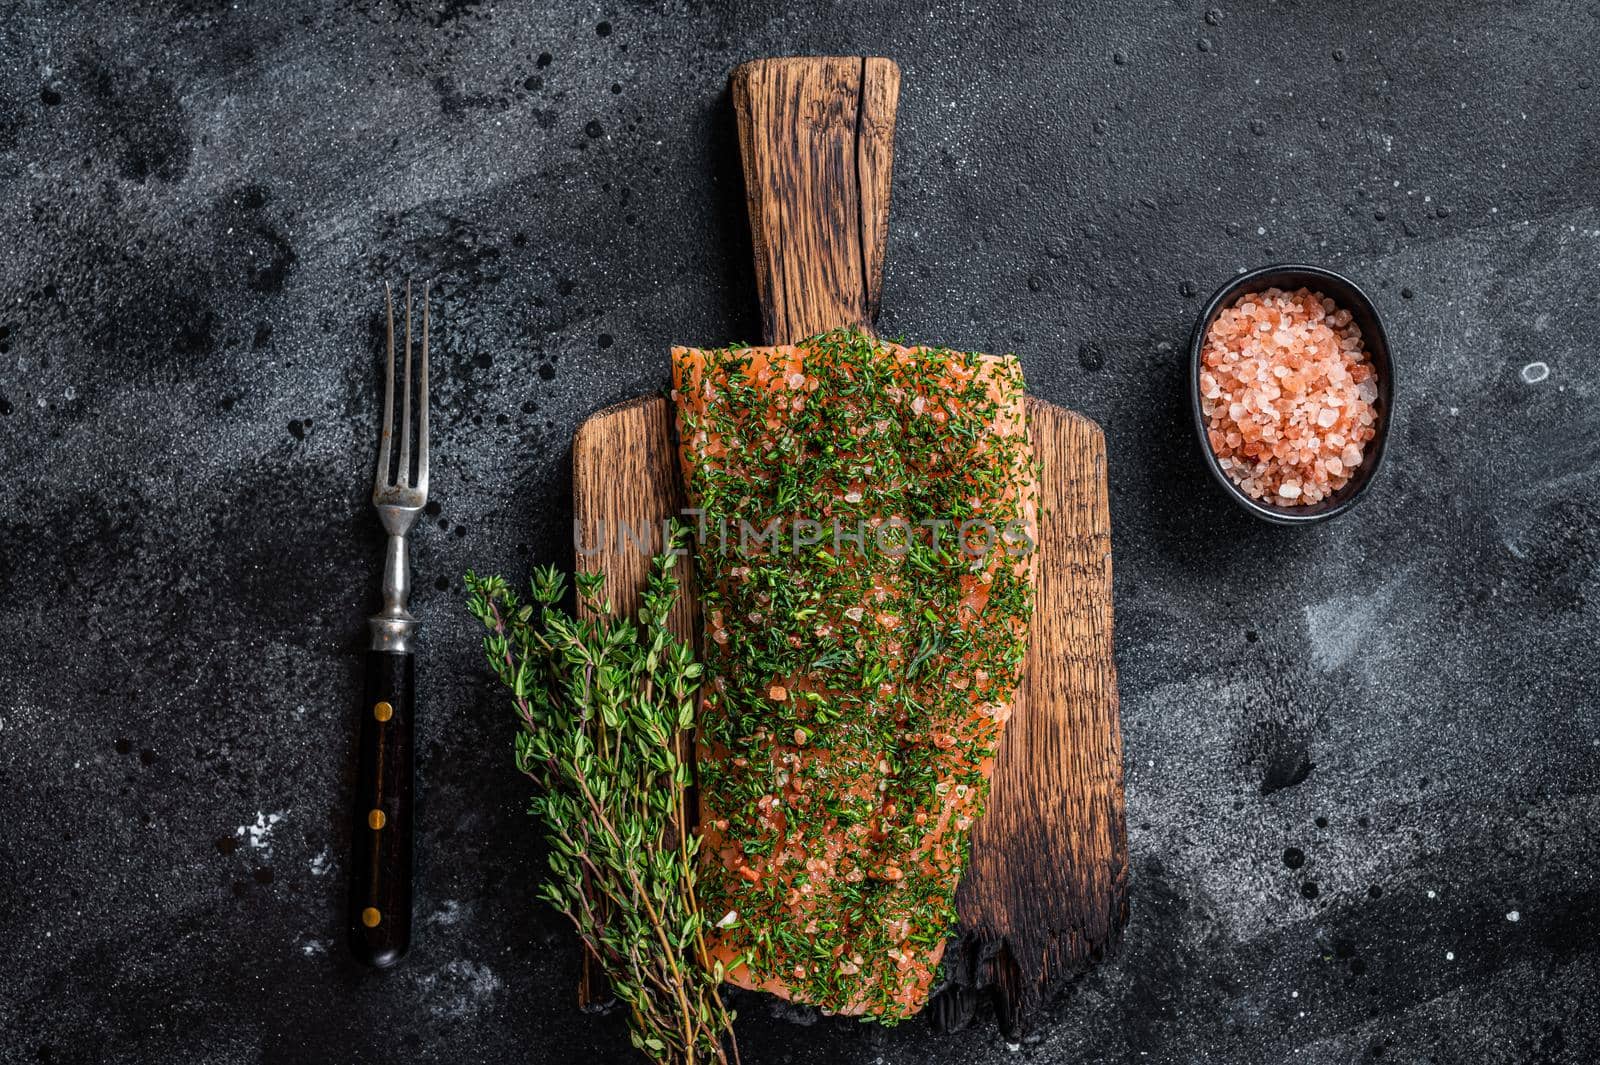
[349,280,430,969]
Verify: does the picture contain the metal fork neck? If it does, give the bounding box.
[369,531,417,653]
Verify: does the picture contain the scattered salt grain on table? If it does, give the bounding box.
[1200,287,1380,505]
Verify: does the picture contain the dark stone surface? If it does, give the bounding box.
[1,2,1597,1062]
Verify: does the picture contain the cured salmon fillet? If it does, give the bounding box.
[671,329,1037,1019]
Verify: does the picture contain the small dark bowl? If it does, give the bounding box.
[1189,263,1395,525]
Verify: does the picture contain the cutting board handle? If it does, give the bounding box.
[732,56,900,345]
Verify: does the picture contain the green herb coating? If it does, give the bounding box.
[672,328,1037,1018]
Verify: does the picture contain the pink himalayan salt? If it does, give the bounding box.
[1200,287,1379,506]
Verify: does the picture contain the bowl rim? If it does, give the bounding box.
[1188,262,1395,525]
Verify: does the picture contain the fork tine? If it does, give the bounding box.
[375,282,396,492]
[398,279,414,488]
[416,281,430,496]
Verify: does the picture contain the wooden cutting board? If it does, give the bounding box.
[572,56,1127,1037]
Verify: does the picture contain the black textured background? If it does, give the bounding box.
[2,2,1597,1063]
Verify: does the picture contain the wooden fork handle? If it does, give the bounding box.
[348,649,415,968]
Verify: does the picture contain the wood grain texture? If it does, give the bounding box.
[572,394,698,641]
[732,57,899,343]
[932,398,1127,1038]
[570,395,1128,1031]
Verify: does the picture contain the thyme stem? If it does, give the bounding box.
[467,543,737,1064]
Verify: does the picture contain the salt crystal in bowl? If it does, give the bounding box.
[1189,264,1394,524]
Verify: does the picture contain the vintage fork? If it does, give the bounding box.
[349,279,429,969]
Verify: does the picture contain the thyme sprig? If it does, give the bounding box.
[466,549,739,1065]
